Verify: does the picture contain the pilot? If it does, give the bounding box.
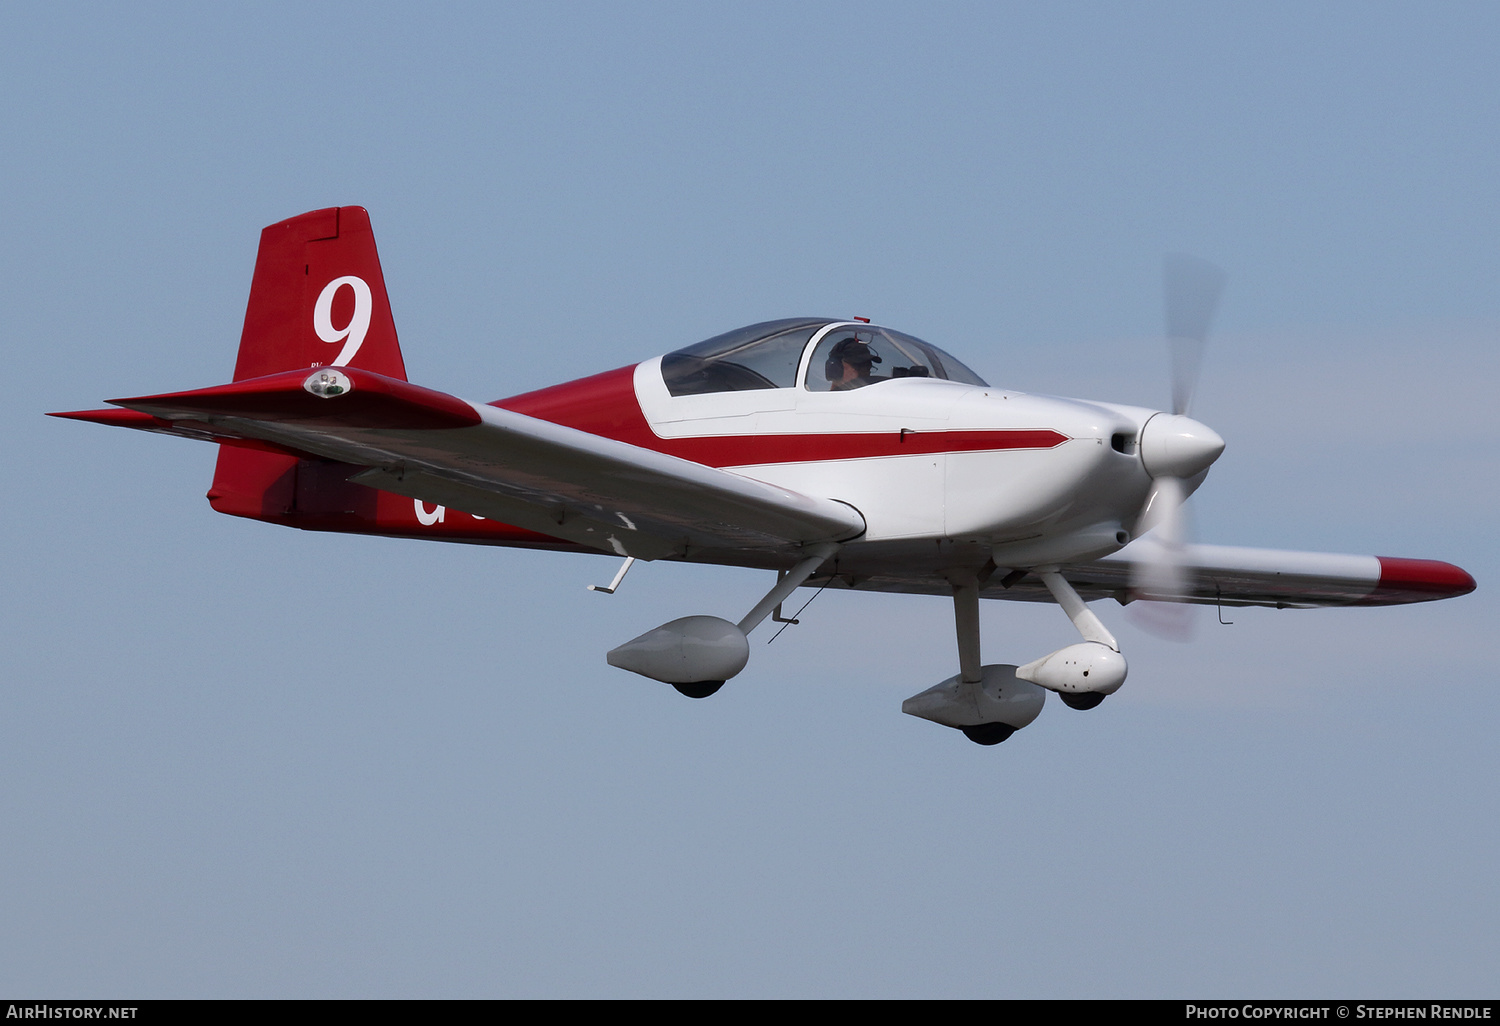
[826,336,883,391]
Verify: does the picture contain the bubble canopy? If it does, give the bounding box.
[660,318,988,397]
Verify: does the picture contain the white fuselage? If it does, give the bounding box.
[634,357,1165,568]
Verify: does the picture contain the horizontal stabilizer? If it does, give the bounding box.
[49,408,167,429]
[49,405,316,458]
[113,368,480,430]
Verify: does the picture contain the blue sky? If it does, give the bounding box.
[2,2,1495,997]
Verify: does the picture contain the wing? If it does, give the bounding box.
[790,536,1473,608]
[58,366,866,560]
[1047,537,1475,608]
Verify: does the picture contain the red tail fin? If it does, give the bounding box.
[232,206,407,381]
[214,206,404,518]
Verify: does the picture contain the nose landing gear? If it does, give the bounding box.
[1058,691,1106,711]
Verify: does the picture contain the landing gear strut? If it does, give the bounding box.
[901,570,1048,745]
[607,543,840,695]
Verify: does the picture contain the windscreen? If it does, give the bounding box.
[661,318,834,396]
[806,326,988,392]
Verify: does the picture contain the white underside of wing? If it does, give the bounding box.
[1061,537,1381,608]
[791,536,1389,608]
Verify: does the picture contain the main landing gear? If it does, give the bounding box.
[961,722,1016,746]
[602,547,1129,744]
[605,543,839,696]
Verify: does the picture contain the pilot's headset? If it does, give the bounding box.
[824,336,881,381]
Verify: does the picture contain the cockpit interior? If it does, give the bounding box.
[659,318,987,398]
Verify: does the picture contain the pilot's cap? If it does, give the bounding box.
[830,337,882,365]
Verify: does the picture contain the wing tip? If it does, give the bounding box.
[48,408,168,428]
[1361,557,1477,605]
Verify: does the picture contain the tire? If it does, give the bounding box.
[961,722,1015,746]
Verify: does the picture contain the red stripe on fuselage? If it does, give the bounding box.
[493,364,1067,467]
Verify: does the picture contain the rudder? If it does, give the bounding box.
[231,206,407,381]
[213,206,405,519]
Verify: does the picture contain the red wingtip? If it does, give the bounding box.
[1360,557,1477,605]
[48,408,171,428]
